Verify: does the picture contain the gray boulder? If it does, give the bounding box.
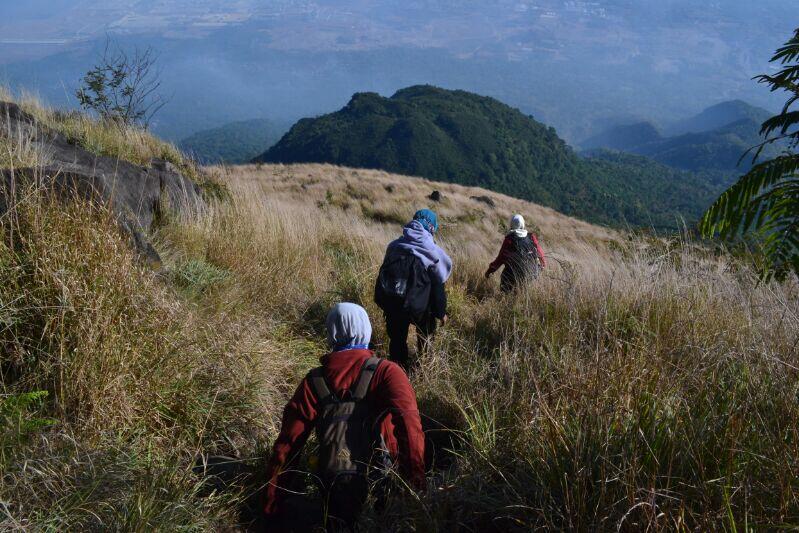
[0,102,203,264]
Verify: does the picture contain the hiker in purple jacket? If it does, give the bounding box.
[374,209,452,371]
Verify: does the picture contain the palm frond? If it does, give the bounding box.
[758,214,799,281]
[756,71,799,94]
[760,111,799,137]
[739,133,795,167]
[771,30,799,64]
[703,28,799,279]
[699,155,799,239]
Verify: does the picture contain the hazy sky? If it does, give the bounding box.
[2,1,797,140]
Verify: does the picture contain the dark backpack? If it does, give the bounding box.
[374,250,432,322]
[508,234,541,278]
[308,357,389,486]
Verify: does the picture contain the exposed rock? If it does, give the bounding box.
[429,190,442,202]
[470,194,496,207]
[151,158,179,174]
[0,101,203,264]
[0,167,167,264]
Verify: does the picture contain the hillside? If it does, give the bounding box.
[581,121,663,152]
[580,101,781,180]
[258,86,580,196]
[179,118,288,165]
[667,99,773,135]
[3,96,799,530]
[257,85,721,229]
[637,118,777,173]
[229,163,620,259]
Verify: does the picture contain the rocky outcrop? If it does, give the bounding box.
[0,102,203,264]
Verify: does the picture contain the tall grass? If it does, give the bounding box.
[158,164,799,530]
[2,109,799,529]
[5,89,198,177]
[0,182,269,529]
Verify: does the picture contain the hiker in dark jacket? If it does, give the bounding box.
[263,303,425,531]
[485,214,546,292]
[374,209,452,371]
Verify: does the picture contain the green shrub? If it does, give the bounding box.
[171,258,230,295]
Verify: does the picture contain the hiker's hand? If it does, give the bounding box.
[440,315,449,326]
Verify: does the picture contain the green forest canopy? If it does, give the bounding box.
[259,85,722,229]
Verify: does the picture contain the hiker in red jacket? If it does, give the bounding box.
[485,214,546,292]
[262,302,425,530]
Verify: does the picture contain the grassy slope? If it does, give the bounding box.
[2,102,799,530]
[0,88,208,186]
[259,85,721,229]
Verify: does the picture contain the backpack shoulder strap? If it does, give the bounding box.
[350,357,382,401]
[379,249,413,280]
[309,367,337,404]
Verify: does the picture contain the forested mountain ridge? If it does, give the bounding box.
[667,100,773,135]
[581,122,663,152]
[179,118,289,165]
[581,100,781,180]
[258,85,721,229]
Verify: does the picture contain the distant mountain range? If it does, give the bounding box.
[257,85,721,229]
[2,1,792,141]
[179,118,289,165]
[667,100,773,135]
[580,100,780,182]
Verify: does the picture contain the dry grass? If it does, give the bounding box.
[237,162,620,256]
[0,104,49,169]
[5,89,199,176]
[158,162,798,529]
[2,105,799,530]
[0,129,46,169]
[0,183,273,530]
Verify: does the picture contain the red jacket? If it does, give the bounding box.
[487,233,546,275]
[263,349,425,515]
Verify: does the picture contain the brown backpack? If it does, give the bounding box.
[308,357,390,486]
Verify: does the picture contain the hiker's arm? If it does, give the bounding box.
[263,377,317,516]
[486,237,512,275]
[377,364,426,490]
[532,234,546,268]
[429,279,447,320]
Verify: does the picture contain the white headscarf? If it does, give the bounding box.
[326,302,372,351]
[509,214,528,238]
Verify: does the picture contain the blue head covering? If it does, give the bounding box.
[326,302,372,351]
[413,209,439,234]
[388,220,453,284]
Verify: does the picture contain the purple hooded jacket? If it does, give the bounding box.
[386,220,453,284]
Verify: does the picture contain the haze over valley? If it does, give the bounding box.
[2,0,796,141]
